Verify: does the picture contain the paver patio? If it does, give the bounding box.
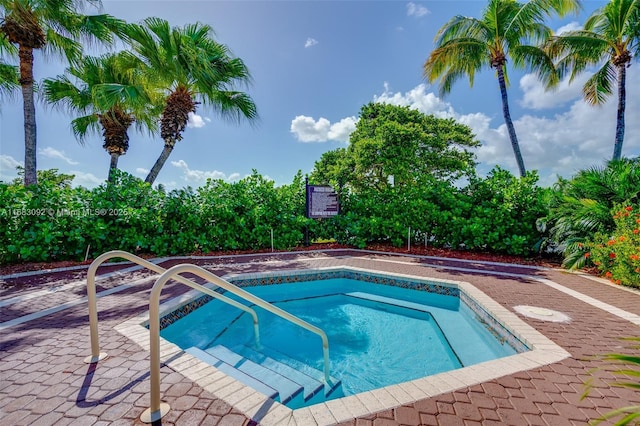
[1,249,639,425]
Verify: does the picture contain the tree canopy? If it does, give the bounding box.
[311,102,480,191]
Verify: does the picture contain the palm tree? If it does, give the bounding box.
[0,0,124,186]
[424,0,581,177]
[43,52,160,182]
[548,0,640,161]
[124,18,258,185]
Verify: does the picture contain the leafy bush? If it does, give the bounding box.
[589,204,640,287]
[326,168,546,256]
[459,168,547,255]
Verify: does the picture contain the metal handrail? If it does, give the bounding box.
[144,263,332,422]
[85,250,260,364]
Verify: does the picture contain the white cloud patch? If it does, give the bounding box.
[304,38,319,48]
[374,82,456,118]
[0,154,23,181]
[406,2,429,17]
[38,146,79,165]
[70,171,103,188]
[1,154,22,170]
[171,159,240,183]
[135,167,149,175]
[187,112,210,128]
[290,115,357,143]
[519,73,588,110]
[556,21,581,34]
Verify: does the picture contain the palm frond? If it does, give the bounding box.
[424,39,487,93]
[583,62,616,105]
[43,27,83,65]
[70,113,99,143]
[0,60,19,99]
[203,90,258,125]
[511,44,558,87]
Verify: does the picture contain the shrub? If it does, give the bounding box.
[589,203,640,288]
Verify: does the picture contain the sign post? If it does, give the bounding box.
[305,178,340,245]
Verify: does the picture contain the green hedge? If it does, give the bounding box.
[0,167,547,265]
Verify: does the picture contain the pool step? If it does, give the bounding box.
[186,346,303,405]
[344,292,431,312]
[184,346,280,401]
[186,344,342,407]
[231,344,343,402]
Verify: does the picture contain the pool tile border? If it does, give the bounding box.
[116,265,570,426]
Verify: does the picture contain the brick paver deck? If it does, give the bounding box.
[1,249,639,425]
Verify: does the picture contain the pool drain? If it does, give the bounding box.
[513,305,571,323]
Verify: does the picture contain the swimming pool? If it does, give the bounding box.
[159,268,527,408]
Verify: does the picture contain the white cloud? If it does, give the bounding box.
[171,159,240,183]
[374,82,456,118]
[1,154,22,170]
[70,171,103,188]
[187,112,210,128]
[519,73,588,110]
[38,147,79,165]
[407,2,429,17]
[0,154,22,181]
[135,167,149,175]
[556,21,581,34]
[328,117,358,141]
[304,38,319,48]
[290,115,357,143]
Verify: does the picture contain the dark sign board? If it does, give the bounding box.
[307,185,339,218]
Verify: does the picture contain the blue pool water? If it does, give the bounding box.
[161,277,521,405]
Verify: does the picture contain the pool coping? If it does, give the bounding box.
[114,265,571,425]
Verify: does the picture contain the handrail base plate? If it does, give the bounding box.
[83,353,108,364]
[141,403,170,423]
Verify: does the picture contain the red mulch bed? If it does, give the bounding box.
[0,243,562,276]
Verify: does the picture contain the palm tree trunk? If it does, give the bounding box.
[496,66,526,177]
[145,143,174,185]
[108,153,119,183]
[612,64,626,161]
[19,45,37,186]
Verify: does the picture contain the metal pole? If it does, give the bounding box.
[141,276,171,423]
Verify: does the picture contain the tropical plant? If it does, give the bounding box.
[0,0,125,186]
[423,0,581,177]
[124,18,258,185]
[544,158,640,269]
[547,0,640,161]
[43,52,160,182]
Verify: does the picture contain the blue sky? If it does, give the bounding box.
[1,0,638,189]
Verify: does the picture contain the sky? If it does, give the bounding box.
[1,0,638,189]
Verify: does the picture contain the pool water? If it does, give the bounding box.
[214,294,461,395]
[161,277,521,406]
